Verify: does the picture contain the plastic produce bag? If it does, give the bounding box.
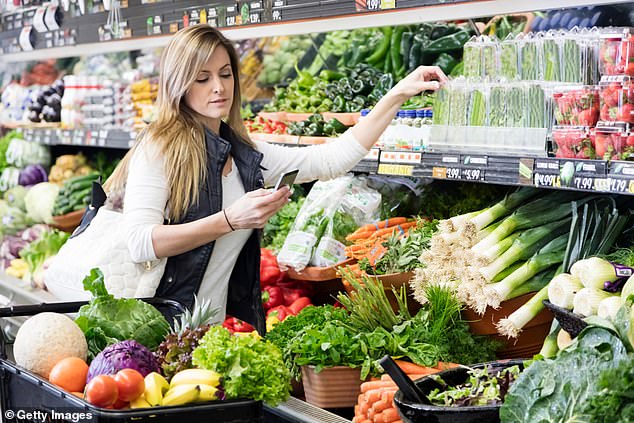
[5,138,50,168]
[278,176,381,271]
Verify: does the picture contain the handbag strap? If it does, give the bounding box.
[71,181,107,239]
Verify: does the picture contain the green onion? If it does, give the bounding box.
[487,234,568,307]
[508,268,556,299]
[468,188,540,232]
[497,285,549,338]
[538,320,561,359]
[479,218,571,281]
[472,192,581,254]
[572,287,615,317]
[547,273,583,310]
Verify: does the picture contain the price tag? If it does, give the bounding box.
[378,164,413,176]
[380,151,421,165]
[250,2,262,10]
[208,8,217,17]
[226,5,236,13]
[273,0,285,7]
[249,12,261,24]
[226,15,236,26]
[462,168,484,181]
[366,0,381,10]
[573,176,594,191]
[365,148,380,161]
[381,0,396,9]
[534,172,560,188]
[272,9,282,21]
[608,177,631,193]
[432,167,460,179]
[169,23,179,33]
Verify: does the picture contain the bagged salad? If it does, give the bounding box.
[277,176,381,271]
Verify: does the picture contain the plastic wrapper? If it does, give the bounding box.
[5,138,50,168]
[463,36,482,78]
[553,85,600,126]
[599,28,634,76]
[468,85,488,126]
[599,75,634,123]
[482,36,499,78]
[594,126,634,160]
[278,176,381,271]
[520,33,542,80]
[562,28,585,83]
[552,126,596,159]
[500,36,519,80]
[432,85,450,126]
[488,83,507,127]
[526,83,547,128]
[542,31,562,82]
[366,175,430,220]
[506,84,525,127]
[448,78,469,127]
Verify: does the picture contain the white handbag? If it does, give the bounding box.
[45,207,166,301]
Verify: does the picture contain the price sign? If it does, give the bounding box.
[226,5,236,13]
[226,16,236,26]
[250,2,262,10]
[594,178,610,192]
[365,148,380,161]
[378,164,413,176]
[272,9,282,21]
[366,0,380,10]
[534,172,560,188]
[462,168,484,181]
[573,176,594,191]
[249,12,261,24]
[273,0,285,6]
[380,151,421,165]
[433,167,460,179]
[609,177,630,193]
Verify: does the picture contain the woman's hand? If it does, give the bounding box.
[388,65,449,102]
[224,186,291,230]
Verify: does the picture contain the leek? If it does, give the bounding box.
[479,218,571,281]
[487,234,568,307]
[597,296,623,320]
[570,257,619,290]
[497,285,549,338]
[480,233,518,263]
[492,260,526,283]
[477,220,503,242]
[468,188,541,232]
[472,192,582,253]
[572,287,615,317]
[507,268,556,299]
[547,273,583,310]
[539,320,561,358]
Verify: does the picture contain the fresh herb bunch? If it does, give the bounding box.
[583,357,634,423]
[605,247,634,268]
[332,210,358,244]
[428,365,521,407]
[263,196,306,252]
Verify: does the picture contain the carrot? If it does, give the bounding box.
[381,408,400,423]
[406,373,436,379]
[361,381,397,393]
[372,399,391,413]
[380,374,394,382]
[435,361,460,370]
[370,222,417,239]
[368,408,376,421]
[381,389,396,405]
[364,389,384,404]
[394,359,432,375]
[359,400,370,416]
[355,218,409,234]
[347,230,375,241]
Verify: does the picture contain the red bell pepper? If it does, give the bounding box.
[266,305,291,322]
[280,286,311,306]
[222,316,256,333]
[260,249,284,287]
[287,297,312,315]
[262,285,284,311]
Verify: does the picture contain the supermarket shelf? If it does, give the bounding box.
[15,126,135,150]
[0,0,629,62]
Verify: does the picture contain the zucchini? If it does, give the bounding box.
[68,178,97,194]
[65,172,99,186]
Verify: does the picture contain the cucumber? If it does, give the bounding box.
[65,172,99,186]
[68,178,98,193]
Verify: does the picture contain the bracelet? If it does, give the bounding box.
[223,209,235,231]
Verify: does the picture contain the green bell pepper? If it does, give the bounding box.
[326,118,348,133]
[332,95,346,112]
[424,30,471,54]
[430,24,459,40]
[306,122,323,136]
[433,53,459,75]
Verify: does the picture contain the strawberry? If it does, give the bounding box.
[618,103,634,122]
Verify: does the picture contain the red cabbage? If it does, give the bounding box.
[18,164,48,187]
[86,340,160,384]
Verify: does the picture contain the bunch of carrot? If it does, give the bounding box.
[353,360,459,423]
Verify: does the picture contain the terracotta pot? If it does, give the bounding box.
[342,271,421,314]
[462,292,553,359]
[301,365,364,408]
[51,209,85,233]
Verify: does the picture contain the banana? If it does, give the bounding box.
[197,384,219,402]
[162,384,200,406]
[144,372,169,406]
[130,394,152,409]
[170,369,222,389]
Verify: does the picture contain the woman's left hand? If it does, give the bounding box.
[389,65,449,101]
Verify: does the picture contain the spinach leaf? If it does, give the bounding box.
[583,356,634,423]
[500,327,628,423]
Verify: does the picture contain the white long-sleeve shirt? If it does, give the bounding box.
[123,129,368,320]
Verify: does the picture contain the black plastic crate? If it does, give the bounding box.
[0,299,262,423]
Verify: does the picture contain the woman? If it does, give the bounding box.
[104,24,447,333]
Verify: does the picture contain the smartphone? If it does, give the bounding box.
[274,169,299,191]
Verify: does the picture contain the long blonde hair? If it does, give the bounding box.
[105,24,252,222]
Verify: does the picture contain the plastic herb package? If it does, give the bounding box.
[500,35,520,80]
[552,126,596,159]
[433,84,450,126]
[468,84,488,126]
[542,31,562,82]
[562,28,585,83]
[520,33,542,80]
[482,36,499,78]
[505,84,526,127]
[463,36,482,78]
[448,78,469,127]
[583,28,601,85]
[526,82,547,128]
[488,82,507,127]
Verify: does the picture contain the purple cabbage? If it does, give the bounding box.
[86,340,160,384]
[18,164,48,187]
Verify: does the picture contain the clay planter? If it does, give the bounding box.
[462,292,553,359]
[342,271,421,314]
[51,209,85,233]
[301,365,364,408]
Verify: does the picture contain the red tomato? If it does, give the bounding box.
[113,369,145,402]
[111,398,129,409]
[85,375,118,408]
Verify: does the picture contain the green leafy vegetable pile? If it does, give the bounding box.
[75,268,171,360]
[192,326,291,406]
[583,357,634,423]
[263,196,305,253]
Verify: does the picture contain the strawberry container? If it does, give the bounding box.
[599,29,634,76]
[553,85,600,126]
[599,75,634,123]
[552,126,596,159]
[594,125,634,160]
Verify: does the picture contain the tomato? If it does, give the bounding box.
[85,375,118,408]
[111,398,130,409]
[49,357,89,393]
[113,369,145,402]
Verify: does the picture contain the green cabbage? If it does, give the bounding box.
[24,182,59,224]
[4,185,27,211]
